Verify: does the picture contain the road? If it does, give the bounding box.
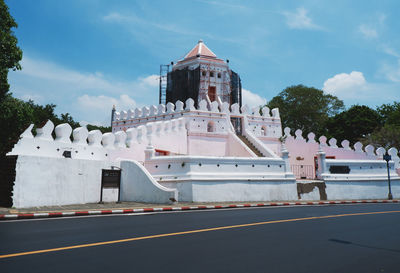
[1,203,400,273]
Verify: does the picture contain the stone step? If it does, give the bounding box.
[238,135,263,157]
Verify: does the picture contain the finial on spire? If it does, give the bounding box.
[198,39,203,43]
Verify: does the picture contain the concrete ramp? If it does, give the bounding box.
[120,160,178,204]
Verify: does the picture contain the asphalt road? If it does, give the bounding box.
[1,203,400,273]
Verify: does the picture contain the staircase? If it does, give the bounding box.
[238,135,263,157]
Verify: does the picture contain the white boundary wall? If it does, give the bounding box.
[161,180,298,202]
[12,156,120,208]
[144,153,297,202]
[315,154,400,200]
[11,155,177,208]
[325,181,400,200]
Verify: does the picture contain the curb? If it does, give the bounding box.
[0,199,398,221]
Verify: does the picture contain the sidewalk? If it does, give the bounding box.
[1,199,399,221]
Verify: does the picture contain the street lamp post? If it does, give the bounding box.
[383,151,393,200]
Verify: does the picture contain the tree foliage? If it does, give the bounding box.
[0,95,111,157]
[325,105,382,144]
[86,124,111,134]
[363,124,400,149]
[377,102,400,127]
[267,85,344,136]
[359,101,400,148]
[0,0,23,101]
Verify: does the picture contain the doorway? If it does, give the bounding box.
[208,86,216,102]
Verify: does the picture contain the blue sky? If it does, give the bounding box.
[6,0,400,126]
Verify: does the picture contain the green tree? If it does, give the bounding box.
[0,0,23,101]
[377,101,400,127]
[56,113,80,129]
[267,85,344,136]
[363,124,400,149]
[0,95,34,156]
[325,105,383,144]
[360,101,400,149]
[0,95,86,157]
[86,124,111,134]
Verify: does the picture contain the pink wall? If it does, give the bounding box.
[285,135,372,179]
[188,134,228,156]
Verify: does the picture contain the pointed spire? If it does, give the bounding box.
[183,40,218,60]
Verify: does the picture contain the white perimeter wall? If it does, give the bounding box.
[12,156,120,208]
[326,181,400,200]
[146,154,296,202]
[161,180,298,202]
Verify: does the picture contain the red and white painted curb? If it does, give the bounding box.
[0,199,398,221]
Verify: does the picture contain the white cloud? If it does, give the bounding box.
[77,94,137,126]
[358,24,378,39]
[380,59,400,83]
[102,12,245,46]
[197,0,249,10]
[358,12,386,39]
[77,94,136,112]
[103,12,132,23]
[103,12,199,37]
[283,7,322,30]
[20,93,43,103]
[15,56,144,95]
[381,45,400,58]
[242,88,267,108]
[322,71,399,106]
[8,56,160,126]
[323,71,366,97]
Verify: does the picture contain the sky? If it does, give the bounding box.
[6,0,400,126]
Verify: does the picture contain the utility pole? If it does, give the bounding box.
[383,151,393,200]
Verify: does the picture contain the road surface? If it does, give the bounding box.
[1,203,399,273]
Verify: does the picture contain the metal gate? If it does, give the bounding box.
[290,164,315,180]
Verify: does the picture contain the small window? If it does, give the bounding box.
[207,121,215,132]
[261,126,267,136]
[217,73,221,78]
[202,70,206,77]
[210,71,214,77]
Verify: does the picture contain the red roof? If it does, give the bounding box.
[177,40,225,65]
[184,39,217,59]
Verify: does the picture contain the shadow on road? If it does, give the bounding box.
[329,238,400,254]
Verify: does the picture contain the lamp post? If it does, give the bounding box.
[383,151,393,200]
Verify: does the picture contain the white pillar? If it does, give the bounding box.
[281,143,294,178]
[316,145,326,180]
[144,145,155,161]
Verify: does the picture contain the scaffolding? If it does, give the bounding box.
[198,63,231,104]
[159,64,170,105]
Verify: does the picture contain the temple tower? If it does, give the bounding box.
[162,40,242,108]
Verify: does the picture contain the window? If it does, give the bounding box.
[202,70,206,77]
[261,126,267,136]
[208,86,216,102]
[207,121,215,132]
[217,72,221,78]
[210,71,214,77]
